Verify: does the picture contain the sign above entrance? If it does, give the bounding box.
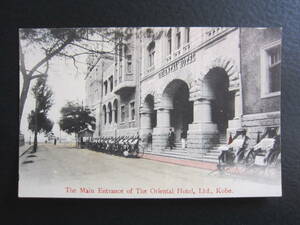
[158,52,196,79]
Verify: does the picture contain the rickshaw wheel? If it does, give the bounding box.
[245,151,255,167]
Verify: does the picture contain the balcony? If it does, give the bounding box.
[113,73,136,95]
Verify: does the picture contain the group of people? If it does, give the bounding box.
[84,134,142,157]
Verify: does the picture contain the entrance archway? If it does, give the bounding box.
[204,67,235,134]
[144,94,156,130]
[162,79,193,143]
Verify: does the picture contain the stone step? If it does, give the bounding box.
[163,149,188,155]
[205,152,220,157]
[206,149,220,153]
[202,153,219,159]
[164,146,187,151]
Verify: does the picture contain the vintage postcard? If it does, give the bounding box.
[19,27,281,198]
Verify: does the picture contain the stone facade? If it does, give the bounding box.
[85,28,140,138]
[240,28,281,144]
[85,27,281,161]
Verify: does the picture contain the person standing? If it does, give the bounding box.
[181,130,187,149]
[168,128,175,150]
[147,132,152,151]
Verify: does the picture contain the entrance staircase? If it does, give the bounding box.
[145,135,228,163]
[201,134,227,163]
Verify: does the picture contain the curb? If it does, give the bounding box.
[19,145,33,157]
[142,153,217,171]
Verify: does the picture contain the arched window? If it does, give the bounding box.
[113,99,118,123]
[108,102,112,124]
[109,76,113,92]
[103,105,107,124]
[167,29,172,55]
[147,41,155,67]
[104,80,108,95]
[184,27,190,43]
[125,46,132,74]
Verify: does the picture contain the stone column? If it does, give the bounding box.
[106,111,110,127]
[152,107,172,150]
[187,98,218,154]
[140,107,152,138]
[112,109,115,124]
[234,90,242,119]
[156,108,171,128]
[189,99,217,131]
[228,90,242,135]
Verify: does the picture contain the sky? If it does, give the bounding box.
[20,47,87,142]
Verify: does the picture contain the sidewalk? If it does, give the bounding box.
[143,153,217,171]
[19,144,32,157]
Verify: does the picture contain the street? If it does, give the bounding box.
[19,144,281,198]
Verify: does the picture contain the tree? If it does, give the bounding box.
[59,101,96,145]
[28,77,54,152]
[19,28,134,126]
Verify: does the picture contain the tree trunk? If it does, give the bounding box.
[19,76,31,126]
[32,91,39,153]
[75,133,78,148]
[19,38,73,127]
[32,129,38,153]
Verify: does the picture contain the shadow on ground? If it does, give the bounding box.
[22,160,34,164]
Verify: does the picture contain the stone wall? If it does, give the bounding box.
[240,28,281,115]
[242,111,280,146]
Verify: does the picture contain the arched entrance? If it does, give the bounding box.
[140,94,156,138]
[162,79,193,143]
[144,94,156,129]
[204,68,235,135]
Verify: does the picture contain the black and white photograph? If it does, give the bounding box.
[18,27,282,198]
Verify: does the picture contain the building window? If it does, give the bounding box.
[130,102,135,121]
[147,41,155,67]
[103,105,107,124]
[108,103,112,124]
[124,46,132,74]
[121,105,125,122]
[184,27,190,43]
[113,100,118,123]
[176,28,181,49]
[118,44,123,62]
[167,29,172,55]
[109,76,113,92]
[104,81,108,95]
[126,55,132,73]
[261,40,281,98]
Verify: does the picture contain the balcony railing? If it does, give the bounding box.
[144,27,233,77]
[146,65,155,73]
[113,73,136,95]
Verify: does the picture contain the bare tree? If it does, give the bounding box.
[19,27,134,126]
